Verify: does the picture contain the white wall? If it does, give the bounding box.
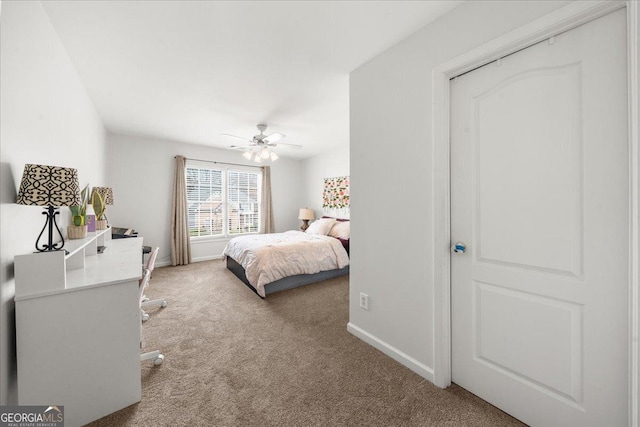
[302,145,350,220]
[0,1,107,404]
[106,133,305,265]
[348,1,571,379]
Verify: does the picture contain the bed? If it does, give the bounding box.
[223,217,350,297]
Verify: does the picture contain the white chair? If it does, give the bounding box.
[140,247,167,322]
[138,269,164,366]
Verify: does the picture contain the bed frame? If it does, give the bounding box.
[226,256,349,298]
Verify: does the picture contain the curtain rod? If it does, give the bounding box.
[174,156,262,169]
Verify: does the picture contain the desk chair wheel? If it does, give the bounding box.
[141,349,164,366]
[141,298,168,311]
[142,311,150,322]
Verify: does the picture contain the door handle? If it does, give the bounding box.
[451,242,467,254]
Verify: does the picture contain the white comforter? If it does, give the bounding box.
[223,231,350,297]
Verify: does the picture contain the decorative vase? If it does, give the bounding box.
[96,219,108,230]
[67,225,88,240]
[86,214,96,232]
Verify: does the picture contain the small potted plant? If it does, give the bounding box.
[68,184,89,239]
[91,190,107,230]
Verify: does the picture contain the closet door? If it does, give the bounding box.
[450,9,628,426]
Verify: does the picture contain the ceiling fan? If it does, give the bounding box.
[222,124,302,163]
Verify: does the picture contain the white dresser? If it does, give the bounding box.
[14,229,142,427]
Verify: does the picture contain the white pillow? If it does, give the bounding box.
[305,218,336,235]
[328,221,350,240]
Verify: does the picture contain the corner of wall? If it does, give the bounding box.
[302,146,350,219]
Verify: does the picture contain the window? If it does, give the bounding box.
[186,162,261,238]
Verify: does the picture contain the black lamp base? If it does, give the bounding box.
[35,206,65,252]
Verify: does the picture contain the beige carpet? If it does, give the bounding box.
[87,260,524,426]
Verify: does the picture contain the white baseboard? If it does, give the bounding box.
[154,255,223,268]
[347,322,435,383]
[191,254,224,263]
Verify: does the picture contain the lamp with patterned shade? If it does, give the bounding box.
[16,164,81,252]
[90,187,113,230]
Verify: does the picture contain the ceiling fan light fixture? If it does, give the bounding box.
[225,124,291,164]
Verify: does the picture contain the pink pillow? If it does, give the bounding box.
[305,218,336,235]
[328,221,350,239]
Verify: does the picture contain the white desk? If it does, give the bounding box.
[14,235,143,427]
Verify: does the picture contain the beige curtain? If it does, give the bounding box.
[171,155,191,266]
[261,166,275,234]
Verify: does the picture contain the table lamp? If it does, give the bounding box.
[16,164,81,252]
[298,208,315,232]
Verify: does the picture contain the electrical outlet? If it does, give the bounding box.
[359,293,369,310]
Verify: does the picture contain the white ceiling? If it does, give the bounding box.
[42,1,461,159]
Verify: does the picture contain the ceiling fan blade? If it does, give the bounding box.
[263,132,285,143]
[272,142,303,150]
[228,144,254,150]
[221,133,251,142]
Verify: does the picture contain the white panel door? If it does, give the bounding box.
[450,9,628,426]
